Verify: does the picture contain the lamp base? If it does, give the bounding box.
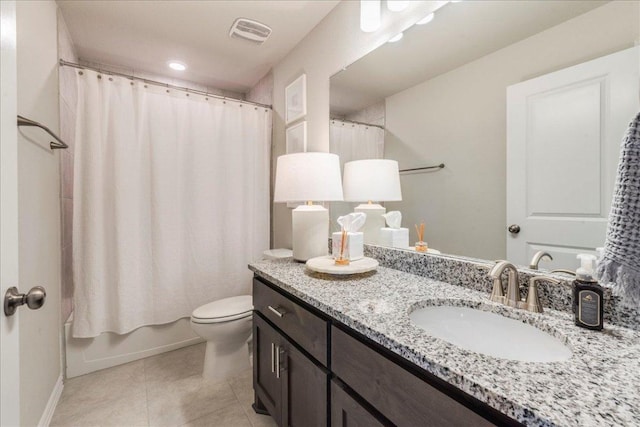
[354,203,386,245]
[292,204,329,262]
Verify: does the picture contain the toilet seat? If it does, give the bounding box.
[191,295,253,324]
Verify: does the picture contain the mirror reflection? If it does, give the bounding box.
[329,0,639,270]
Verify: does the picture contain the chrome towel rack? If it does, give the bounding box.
[17,115,68,150]
[399,163,445,174]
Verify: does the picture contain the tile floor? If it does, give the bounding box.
[51,343,277,427]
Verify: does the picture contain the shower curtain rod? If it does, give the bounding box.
[330,117,385,130]
[59,59,272,110]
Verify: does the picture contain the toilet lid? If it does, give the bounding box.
[191,295,253,321]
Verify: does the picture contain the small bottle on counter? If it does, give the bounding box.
[573,254,604,331]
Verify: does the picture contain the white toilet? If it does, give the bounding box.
[191,249,292,380]
[190,295,253,380]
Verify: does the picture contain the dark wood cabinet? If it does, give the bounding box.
[252,275,519,427]
[253,312,285,426]
[252,293,328,427]
[331,380,386,427]
[281,339,327,427]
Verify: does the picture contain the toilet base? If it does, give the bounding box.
[202,339,251,381]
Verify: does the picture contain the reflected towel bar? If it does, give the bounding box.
[17,115,68,150]
[399,163,445,173]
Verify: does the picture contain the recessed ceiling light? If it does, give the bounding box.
[388,32,403,43]
[416,12,435,25]
[168,61,186,71]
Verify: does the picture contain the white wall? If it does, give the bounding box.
[16,0,62,425]
[271,1,448,248]
[385,1,640,260]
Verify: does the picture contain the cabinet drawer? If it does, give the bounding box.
[253,278,328,365]
[331,326,494,427]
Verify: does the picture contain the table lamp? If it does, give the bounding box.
[274,152,344,261]
[342,159,402,245]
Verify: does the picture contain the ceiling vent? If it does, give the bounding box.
[229,18,272,45]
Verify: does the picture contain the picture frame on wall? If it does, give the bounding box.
[286,121,307,154]
[285,74,307,124]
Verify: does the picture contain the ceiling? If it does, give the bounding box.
[58,0,340,94]
[330,0,608,116]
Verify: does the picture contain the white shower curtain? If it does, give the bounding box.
[329,119,385,231]
[72,69,271,338]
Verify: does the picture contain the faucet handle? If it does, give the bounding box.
[525,277,544,313]
[526,276,564,313]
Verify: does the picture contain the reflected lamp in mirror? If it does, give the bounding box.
[343,159,402,245]
[274,153,344,261]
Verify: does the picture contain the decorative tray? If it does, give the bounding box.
[305,256,379,275]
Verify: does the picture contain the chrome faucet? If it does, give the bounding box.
[529,251,553,270]
[488,261,521,308]
[525,276,564,313]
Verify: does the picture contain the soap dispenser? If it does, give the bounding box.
[573,254,604,330]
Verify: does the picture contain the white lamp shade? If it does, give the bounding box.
[343,159,402,202]
[274,152,344,202]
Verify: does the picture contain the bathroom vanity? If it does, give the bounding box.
[249,256,640,427]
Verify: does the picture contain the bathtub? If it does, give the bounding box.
[64,314,203,378]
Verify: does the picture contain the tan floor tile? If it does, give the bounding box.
[147,374,238,426]
[227,368,253,405]
[144,343,205,383]
[52,359,146,424]
[180,401,251,427]
[240,401,277,427]
[50,386,148,427]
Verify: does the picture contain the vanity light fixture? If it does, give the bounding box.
[387,0,409,12]
[360,0,381,33]
[416,12,435,25]
[273,153,344,261]
[388,32,404,43]
[168,61,186,71]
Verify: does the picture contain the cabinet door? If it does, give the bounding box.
[331,380,386,427]
[253,314,284,426]
[281,341,328,427]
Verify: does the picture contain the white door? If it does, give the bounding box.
[1,1,21,425]
[507,46,639,270]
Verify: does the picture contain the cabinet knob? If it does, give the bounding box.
[508,224,521,234]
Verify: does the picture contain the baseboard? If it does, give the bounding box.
[38,375,63,427]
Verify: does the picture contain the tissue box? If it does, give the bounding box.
[379,228,409,249]
[332,232,364,261]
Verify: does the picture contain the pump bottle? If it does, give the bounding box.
[573,254,604,330]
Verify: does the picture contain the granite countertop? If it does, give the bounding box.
[248,258,640,427]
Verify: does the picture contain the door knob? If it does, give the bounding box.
[508,224,521,234]
[4,286,46,316]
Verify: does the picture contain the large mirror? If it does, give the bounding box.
[330,0,639,270]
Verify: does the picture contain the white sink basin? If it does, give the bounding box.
[409,305,572,362]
